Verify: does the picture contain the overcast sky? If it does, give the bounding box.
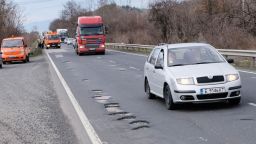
[13,0,151,32]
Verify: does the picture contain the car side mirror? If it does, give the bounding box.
[155,64,163,69]
[227,59,234,64]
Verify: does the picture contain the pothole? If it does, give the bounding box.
[62,60,70,63]
[131,125,150,130]
[118,68,126,71]
[105,107,123,113]
[240,118,254,121]
[129,120,150,125]
[91,90,103,93]
[82,79,89,81]
[104,103,120,108]
[117,115,136,121]
[96,100,108,104]
[94,96,111,100]
[108,111,129,115]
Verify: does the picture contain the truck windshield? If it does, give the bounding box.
[80,26,104,36]
[48,35,59,40]
[1,39,23,48]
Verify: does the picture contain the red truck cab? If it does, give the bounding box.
[75,16,106,55]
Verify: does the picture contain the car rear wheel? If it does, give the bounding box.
[228,97,241,105]
[145,79,155,99]
[164,85,176,110]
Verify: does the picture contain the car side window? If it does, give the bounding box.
[156,50,164,67]
[149,48,160,65]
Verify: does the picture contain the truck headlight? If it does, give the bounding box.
[176,78,194,85]
[226,74,239,82]
[79,45,85,48]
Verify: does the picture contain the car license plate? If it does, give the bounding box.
[52,45,55,46]
[89,48,96,51]
[200,87,225,94]
[9,56,16,58]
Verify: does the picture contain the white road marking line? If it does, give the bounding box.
[46,51,102,144]
[107,49,148,57]
[248,103,256,107]
[239,70,256,75]
[55,54,63,58]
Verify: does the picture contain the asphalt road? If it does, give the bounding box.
[47,44,256,144]
[0,56,79,144]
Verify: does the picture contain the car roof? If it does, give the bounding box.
[157,43,211,49]
[3,37,24,40]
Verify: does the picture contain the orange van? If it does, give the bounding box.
[44,32,61,49]
[1,37,30,63]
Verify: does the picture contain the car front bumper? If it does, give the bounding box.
[172,81,242,103]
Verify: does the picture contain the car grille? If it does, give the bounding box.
[197,92,228,100]
[197,75,224,84]
[86,38,102,44]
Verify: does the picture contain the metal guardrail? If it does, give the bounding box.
[106,43,256,68]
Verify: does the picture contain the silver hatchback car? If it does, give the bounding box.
[144,43,241,110]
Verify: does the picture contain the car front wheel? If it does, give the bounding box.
[164,85,176,110]
[145,79,155,99]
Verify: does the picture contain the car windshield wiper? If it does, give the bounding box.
[193,62,219,65]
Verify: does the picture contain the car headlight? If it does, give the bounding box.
[176,77,194,85]
[79,45,85,48]
[226,74,239,82]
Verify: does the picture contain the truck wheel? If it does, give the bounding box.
[27,55,30,62]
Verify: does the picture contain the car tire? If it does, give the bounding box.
[3,61,6,64]
[145,79,155,99]
[0,64,2,69]
[164,85,176,110]
[228,97,241,105]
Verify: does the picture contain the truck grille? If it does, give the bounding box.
[87,38,102,44]
[86,44,100,48]
[197,92,228,100]
[197,75,224,84]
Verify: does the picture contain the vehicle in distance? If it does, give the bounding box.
[66,38,75,45]
[1,37,30,63]
[57,29,68,43]
[0,51,2,68]
[44,32,61,49]
[144,43,241,110]
[75,16,107,55]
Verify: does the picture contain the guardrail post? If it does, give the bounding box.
[251,57,256,68]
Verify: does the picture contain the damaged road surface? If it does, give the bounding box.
[0,56,81,144]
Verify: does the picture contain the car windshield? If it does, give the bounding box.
[1,39,23,48]
[168,46,225,67]
[80,26,103,36]
[48,35,59,40]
